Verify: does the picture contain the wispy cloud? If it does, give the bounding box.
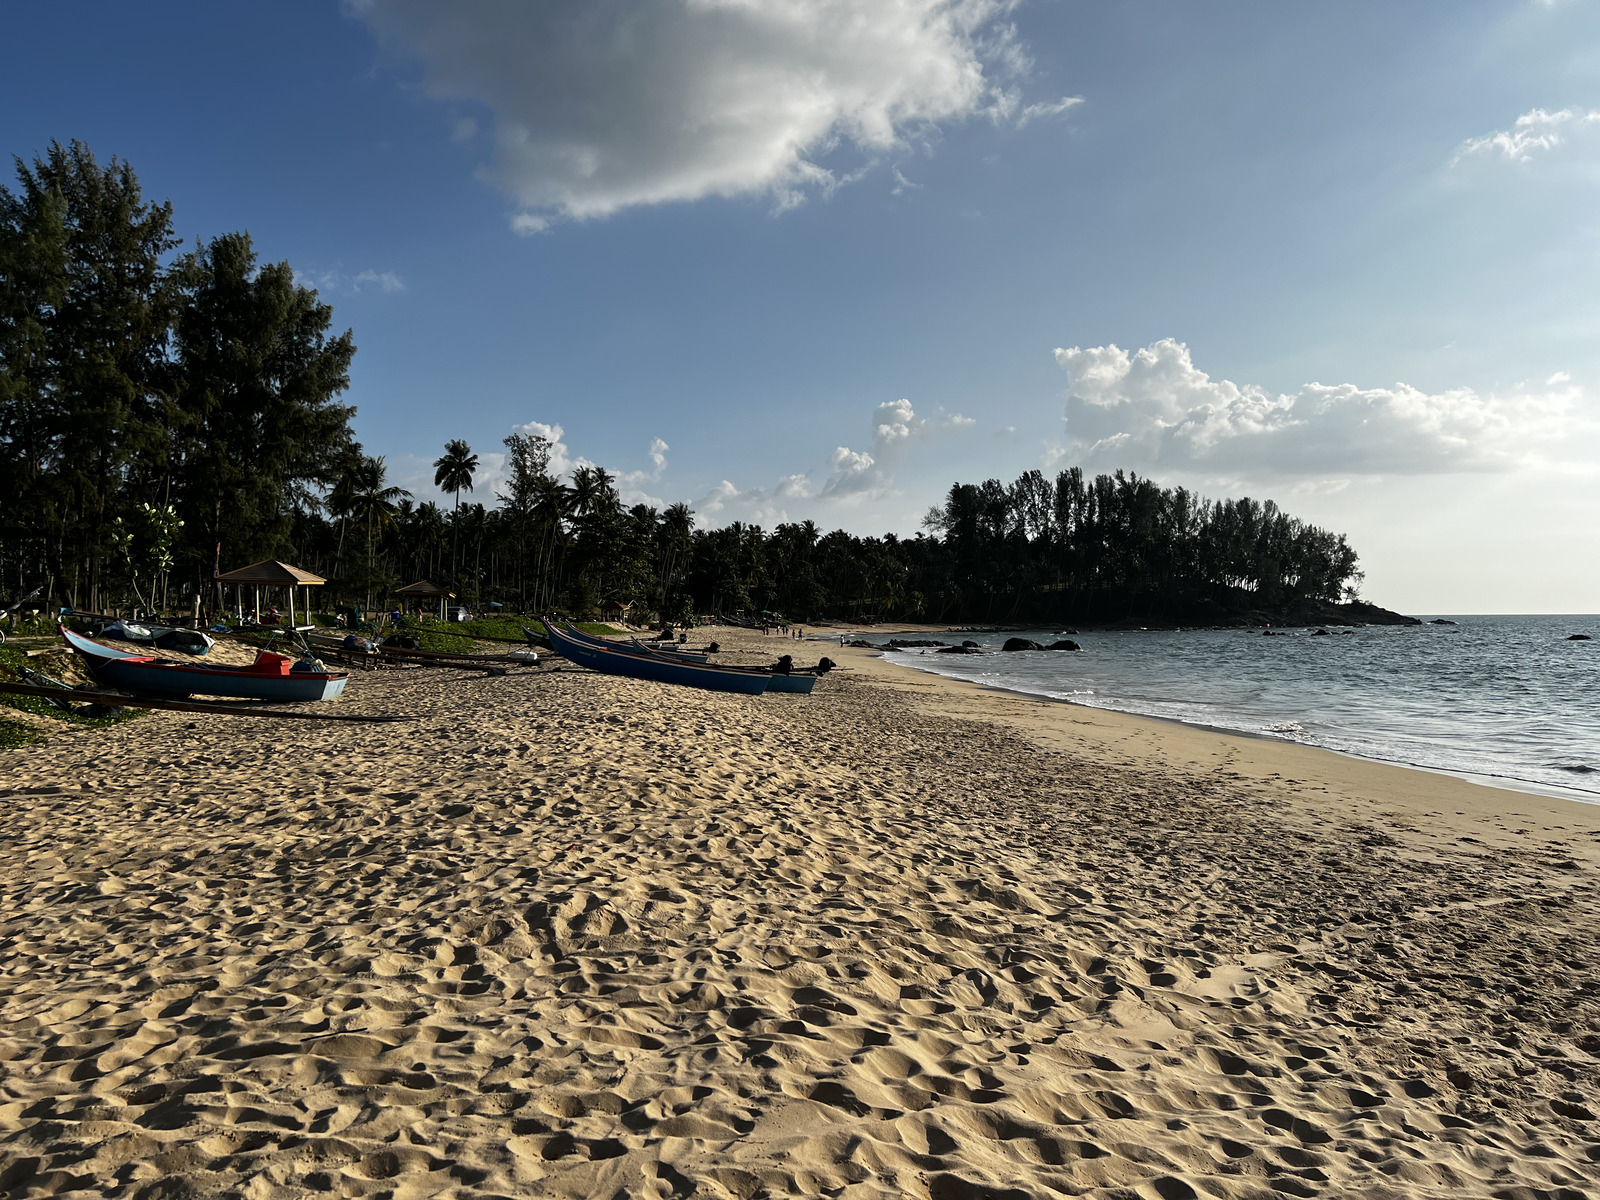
[295,266,406,294]
[1014,95,1083,129]
[1454,106,1600,163]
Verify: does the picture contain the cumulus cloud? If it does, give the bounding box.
[1052,338,1586,477]
[697,479,791,527]
[356,0,1070,228]
[1455,107,1600,163]
[614,438,671,507]
[503,422,674,506]
[822,397,977,497]
[510,420,589,480]
[775,474,813,499]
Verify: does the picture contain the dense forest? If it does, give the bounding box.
[1,143,1373,628]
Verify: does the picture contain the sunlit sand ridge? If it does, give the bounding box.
[2,627,1598,1199]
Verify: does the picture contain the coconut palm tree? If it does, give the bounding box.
[349,455,411,611]
[433,439,478,585]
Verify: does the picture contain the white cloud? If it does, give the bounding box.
[822,397,977,497]
[1015,95,1083,129]
[400,424,674,510]
[1052,338,1589,477]
[295,267,406,294]
[822,445,880,497]
[1548,370,1572,385]
[697,479,789,527]
[354,269,406,293]
[510,420,589,480]
[775,473,813,499]
[615,438,671,507]
[356,0,1071,228]
[1455,107,1600,163]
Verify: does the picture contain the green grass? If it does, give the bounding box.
[2,613,62,641]
[0,717,43,749]
[407,624,476,655]
[459,615,539,642]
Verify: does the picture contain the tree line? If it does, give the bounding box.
[1,144,1365,627]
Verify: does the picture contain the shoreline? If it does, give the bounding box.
[818,627,1600,872]
[874,643,1600,807]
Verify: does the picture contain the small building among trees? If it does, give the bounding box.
[600,597,633,626]
[395,580,452,620]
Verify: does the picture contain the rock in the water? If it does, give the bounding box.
[937,644,983,654]
[1002,637,1044,652]
[1430,618,1458,625]
[1312,628,1331,636]
[1046,639,1082,651]
[962,640,980,648]
[1569,633,1592,641]
[885,639,947,648]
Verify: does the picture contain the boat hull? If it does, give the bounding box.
[633,636,818,693]
[543,620,769,694]
[763,672,818,694]
[61,626,348,702]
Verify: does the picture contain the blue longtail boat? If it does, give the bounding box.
[554,624,708,662]
[551,620,821,694]
[628,636,823,694]
[541,618,770,695]
[60,626,349,702]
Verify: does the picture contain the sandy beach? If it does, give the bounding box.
[2,626,1598,1199]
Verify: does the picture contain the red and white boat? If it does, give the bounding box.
[60,626,348,702]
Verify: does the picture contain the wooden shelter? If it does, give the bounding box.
[215,560,326,628]
[600,597,634,626]
[396,579,453,620]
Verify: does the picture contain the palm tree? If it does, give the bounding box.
[433,439,478,585]
[530,475,572,610]
[350,455,411,611]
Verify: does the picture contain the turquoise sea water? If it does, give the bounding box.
[859,616,1599,801]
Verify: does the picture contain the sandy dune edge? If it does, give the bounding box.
[0,627,1596,1199]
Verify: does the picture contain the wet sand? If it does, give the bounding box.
[2,625,1598,1198]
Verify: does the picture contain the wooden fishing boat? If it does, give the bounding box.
[635,638,819,694]
[629,635,827,695]
[757,669,818,694]
[60,626,349,702]
[548,620,827,694]
[541,618,770,695]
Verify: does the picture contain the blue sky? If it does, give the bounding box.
[5,1,1599,611]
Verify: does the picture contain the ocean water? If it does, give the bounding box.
[858,616,1599,801]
